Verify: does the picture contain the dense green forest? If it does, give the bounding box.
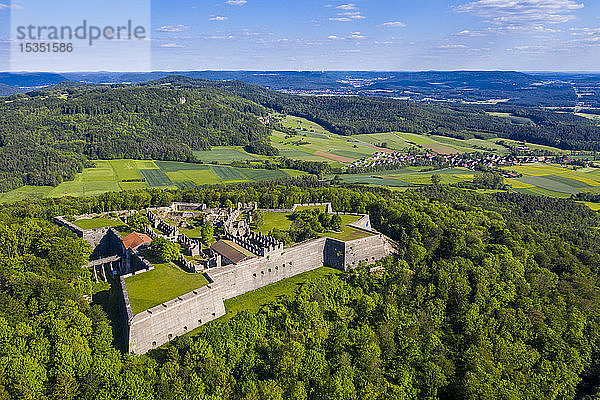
[0,85,271,191]
[0,179,599,399]
[155,76,600,150]
[1,76,600,193]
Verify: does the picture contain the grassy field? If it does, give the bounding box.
[271,115,385,165]
[486,111,535,125]
[140,169,174,187]
[323,215,372,241]
[220,267,341,323]
[193,147,258,163]
[336,167,475,187]
[73,217,121,230]
[504,164,600,197]
[336,162,600,205]
[0,157,306,202]
[125,252,210,315]
[259,207,369,242]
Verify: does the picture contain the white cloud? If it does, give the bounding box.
[157,25,188,32]
[339,11,365,19]
[455,0,584,26]
[0,3,22,9]
[210,35,235,40]
[336,3,358,10]
[226,0,247,5]
[438,44,468,48]
[327,32,365,40]
[378,21,406,28]
[209,16,228,21]
[456,29,486,36]
[160,43,184,48]
[329,3,365,22]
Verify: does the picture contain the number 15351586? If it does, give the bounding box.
[19,42,73,53]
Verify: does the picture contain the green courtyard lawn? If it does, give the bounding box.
[73,217,121,230]
[323,214,372,241]
[259,211,371,242]
[124,252,210,315]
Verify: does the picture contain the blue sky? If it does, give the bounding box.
[1,0,600,71]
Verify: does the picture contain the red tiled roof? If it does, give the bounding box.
[122,232,153,250]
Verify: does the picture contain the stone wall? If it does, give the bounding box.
[209,237,330,300]
[128,283,226,354]
[123,233,393,354]
[117,276,133,351]
[343,234,390,271]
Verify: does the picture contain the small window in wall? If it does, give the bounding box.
[212,312,216,317]
[168,334,173,340]
[198,319,202,324]
[253,273,256,277]
[268,268,271,273]
[152,341,157,347]
[261,271,264,275]
[275,266,279,270]
[184,326,188,331]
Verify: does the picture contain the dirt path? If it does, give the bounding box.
[314,151,355,163]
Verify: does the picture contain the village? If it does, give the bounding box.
[346,150,580,174]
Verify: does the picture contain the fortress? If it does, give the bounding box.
[56,202,395,354]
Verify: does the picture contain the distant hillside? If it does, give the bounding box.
[0,72,69,87]
[0,83,24,96]
[150,75,600,151]
[1,75,599,193]
[0,83,271,191]
[1,70,595,107]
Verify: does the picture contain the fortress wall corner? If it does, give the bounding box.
[128,284,226,354]
[209,237,329,300]
[343,234,390,270]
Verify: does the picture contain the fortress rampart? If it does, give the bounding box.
[60,203,395,354]
[127,233,391,353]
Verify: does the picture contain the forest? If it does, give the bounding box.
[0,178,599,399]
[153,76,600,149]
[1,76,600,193]
[0,84,272,192]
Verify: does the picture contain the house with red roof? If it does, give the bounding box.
[122,232,153,251]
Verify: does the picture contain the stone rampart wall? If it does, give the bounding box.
[128,284,226,354]
[209,237,329,300]
[343,234,390,271]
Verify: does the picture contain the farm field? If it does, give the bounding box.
[271,115,386,164]
[0,157,306,202]
[489,138,567,154]
[486,111,535,125]
[335,167,476,187]
[193,147,258,163]
[337,163,600,205]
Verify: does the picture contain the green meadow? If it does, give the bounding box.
[125,251,210,315]
[0,158,306,203]
[337,162,600,206]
